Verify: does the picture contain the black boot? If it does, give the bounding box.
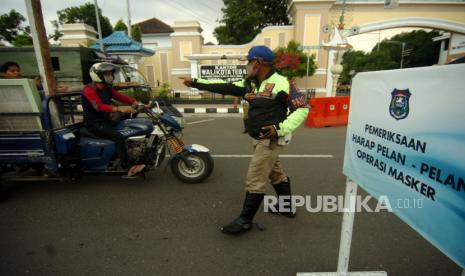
[221,192,264,235]
[271,177,296,218]
[242,119,248,134]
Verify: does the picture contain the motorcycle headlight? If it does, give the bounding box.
[173,130,183,139]
[173,116,186,128]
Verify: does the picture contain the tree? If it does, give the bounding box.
[49,20,63,42]
[274,40,317,79]
[214,0,290,45]
[375,30,440,68]
[363,49,398,71]
[113,19,128,32]
[131,25,142,42]
[341,30,441,84]
[13,33,33,47]
[51,3,113,41]
[340,50,367,84]
[259,0,290,27]
[0,9,32,45]
[112,20,141,42]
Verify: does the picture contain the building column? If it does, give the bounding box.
[438,40,447,65]
[190,59,199,78]
[131,56,141,69]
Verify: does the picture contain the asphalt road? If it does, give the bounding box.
[0,116,461,276]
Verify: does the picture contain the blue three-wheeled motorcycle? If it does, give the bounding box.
[0,79,214,192]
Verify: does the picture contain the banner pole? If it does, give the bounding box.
[336,178,358,276]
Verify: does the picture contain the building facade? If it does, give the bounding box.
[139,0,465,97]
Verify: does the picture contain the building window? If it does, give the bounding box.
[304,14,321,61]
[179,41,192,62]
[279,33,286,47]
[264,38,271,48]
[145,65,155,87]
[51,57,60,71]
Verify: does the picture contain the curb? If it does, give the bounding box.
[176,107,243,114]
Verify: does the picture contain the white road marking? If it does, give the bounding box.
[164,154,333,158]
[211,154,333,158]
[186,119,215,125]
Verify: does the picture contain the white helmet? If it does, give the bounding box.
[89,62,118,83]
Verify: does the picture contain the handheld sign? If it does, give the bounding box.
[343,64,465,268]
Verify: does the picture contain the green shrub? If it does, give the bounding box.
[158,83,171,99]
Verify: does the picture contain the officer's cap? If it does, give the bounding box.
[247,45,275,63]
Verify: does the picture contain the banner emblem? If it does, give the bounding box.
[389,89,411,120]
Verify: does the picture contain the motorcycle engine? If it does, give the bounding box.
[127,140,146,160]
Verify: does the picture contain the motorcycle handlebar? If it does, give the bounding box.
[134,101,163,119]
[134,101,155,112]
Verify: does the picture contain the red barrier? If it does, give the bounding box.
[338,96,350,125]
[305,96,350,128]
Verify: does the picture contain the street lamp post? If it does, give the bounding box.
[126,0,132,38]
[94,0,104,53]
[306,52,310,93]
[400,42,405,69]
[381,40,411,69]
[301,45,319,95]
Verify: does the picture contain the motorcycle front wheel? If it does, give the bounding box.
[171,152,213,183]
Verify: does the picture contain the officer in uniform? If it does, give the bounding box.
[180,45,309,235]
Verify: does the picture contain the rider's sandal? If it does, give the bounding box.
[126,164,146,177]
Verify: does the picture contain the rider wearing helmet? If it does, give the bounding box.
[82,62,145,177]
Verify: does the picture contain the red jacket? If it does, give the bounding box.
[82,84,137,123]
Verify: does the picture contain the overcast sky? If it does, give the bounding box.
[1,0,417,52]
[1,0,224,44]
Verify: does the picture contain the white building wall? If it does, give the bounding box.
[142,35,172,50]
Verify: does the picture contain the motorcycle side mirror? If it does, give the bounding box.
[151,101,163,114]
[154,101,161,111]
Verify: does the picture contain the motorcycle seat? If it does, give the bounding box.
[79,127,100,139]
